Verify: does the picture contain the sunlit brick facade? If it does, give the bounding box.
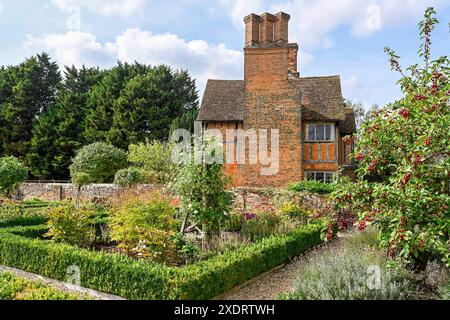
[198,12,356,187]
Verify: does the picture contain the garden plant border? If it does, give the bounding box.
[0,217,323,300]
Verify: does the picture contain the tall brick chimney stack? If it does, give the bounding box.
[241,12,303,186]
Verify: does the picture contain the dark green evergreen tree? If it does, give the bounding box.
[0,53,61,159]
[27,66,103,179]
[0,56,198,179]
[108,65,198,148]
[83,62,152,143]
[0,66,16,156]
[169,109,199,139]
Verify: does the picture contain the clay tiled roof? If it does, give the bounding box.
[197,80,244,121]
[291,76,346,122]
[197,76,355,134]
[340,108,357,135]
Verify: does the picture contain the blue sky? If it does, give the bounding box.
[0,0,449,109]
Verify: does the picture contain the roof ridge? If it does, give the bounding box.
[207,79,243,82]
[206,77,340,82]
[295,75,340,80]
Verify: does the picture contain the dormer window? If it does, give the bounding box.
[306,123,335,142]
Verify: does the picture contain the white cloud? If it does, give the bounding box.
[270,0,449,50]
[221,0,449,49]
[219,0,449,69]
[219,0,262,28]
[112,28,243,91]
[24,31,116,67]
[24,28,243,94]
[349,0,449,36]
[0,2,3,14]
[52,0,146,17]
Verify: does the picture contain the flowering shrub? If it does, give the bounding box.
[279,230,417,300]
[278,201,310,224]
[241,211,281,242]
[329,8,450,266]
[45,202,96,247]
[109,192,178,262]
[223,210,246,232]
[221,208,286,242]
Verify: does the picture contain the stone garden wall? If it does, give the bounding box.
[17,184,327,212]
[17,183,158,202]
[234,187,327,212]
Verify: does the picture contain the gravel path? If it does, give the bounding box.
[220,236,345,300]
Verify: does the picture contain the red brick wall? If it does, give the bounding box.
[239,46,303,187]
[288,45,299,75]
[202,12,355,187]
[203,121,351,186]
[206,121,244,186]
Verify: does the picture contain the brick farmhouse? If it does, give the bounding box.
[197,12,357,187]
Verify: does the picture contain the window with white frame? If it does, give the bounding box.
[306,124,335,141]
[306,171,335,183]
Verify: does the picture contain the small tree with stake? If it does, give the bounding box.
[0,156,28,198]
[170,136,234,240]
[70,142,128,206]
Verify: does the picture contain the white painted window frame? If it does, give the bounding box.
[305,123,336,142]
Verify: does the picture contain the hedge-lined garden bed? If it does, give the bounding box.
[0,219,323,300]
[0,271,83,300]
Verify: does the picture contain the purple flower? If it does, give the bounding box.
[245,213,257,221]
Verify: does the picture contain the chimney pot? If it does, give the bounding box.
[244,14,260,47]
[275,12,290,45]
[259,13,276,45]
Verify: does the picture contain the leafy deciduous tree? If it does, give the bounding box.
[0,156,28,197]
[127,140,177,184]
[170,138,234,237]
[70,142,128,204]
[330,8,450,266]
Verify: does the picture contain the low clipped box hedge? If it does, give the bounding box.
[2,224,49,238]
[0,221,323,300]
[0,230,171,299]
[174,224,323,299]
[0,216,47,229]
